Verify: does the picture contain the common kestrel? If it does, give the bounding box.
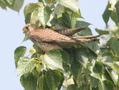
[23,24,98,52]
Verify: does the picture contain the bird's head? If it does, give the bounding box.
[23,24,35,34]
[22,24,36,41]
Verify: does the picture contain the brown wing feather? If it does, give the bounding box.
[28,28,77,43]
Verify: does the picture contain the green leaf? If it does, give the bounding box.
[102,2,111,25]
[111,28,119,38]
[85,41,100,54]
[44,6,52,25]
[30,8,41,25]
[103,80,114,90]
[50,11,72,29]
[9,0,24,12]
[5,0,14,6]
[0,0,7,9]
[36,72,46,90]
[36,70,64,90]
[105,68,118,85]
[76,20,91,27]
[70,13,77,28]
[59,0,79,13]
[17,58,41,76]
[65,48,81,76]
[24,3,40,17]
[24,2,52,26]
[112,62,119,74]
[96,28,109,35]
[67,48,99,89]
[0,0,23,11]
[90,77,100,89]
[42,50,69,71]
[62,12,71,28]
[38,0,56,5]
[77,28,92,36]
[75,20,90,28]
[107,37,119,57]
[20,73,37,90]
[37,6,51,27]
[67,84,79,90]
[93,61,104,74]
[53,4,65,17]
[110,10,119,25]
[14,46,26,67]
[74,47,97,67]
[74,20,91,36]
[24,3,41,23]
[115,1,119,24]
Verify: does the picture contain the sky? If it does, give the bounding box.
[0,0,107,90]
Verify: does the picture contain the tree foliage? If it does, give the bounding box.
[0,0,24,11]
[1,0,119,90]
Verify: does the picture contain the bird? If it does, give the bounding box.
[23,24,98,53]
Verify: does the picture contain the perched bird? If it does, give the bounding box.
[23,24,98,52]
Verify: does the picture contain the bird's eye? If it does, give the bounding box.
[25,26,29,30]
[23,26,29,33]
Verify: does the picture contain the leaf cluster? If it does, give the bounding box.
[13,0,119,90]
[24,0,81,29]
[0,0,24,11]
